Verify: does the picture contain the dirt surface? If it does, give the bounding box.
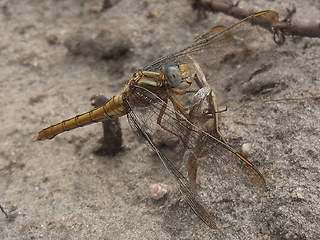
[0,0,319,239]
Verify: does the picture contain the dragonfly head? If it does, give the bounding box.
[164,64,192,89]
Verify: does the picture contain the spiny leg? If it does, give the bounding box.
[169,96,189,120]
[156,99,182,137]
[188,54,225,142]
[186,150,198,190]
[156,98,200,191]
[203,87,226,142]
[157,92,208,190]
[168,96,201,189]
[156,94,197,137]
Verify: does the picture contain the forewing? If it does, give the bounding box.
[126,91,217,229]
[143,10,279,71]
[126,85,266,227]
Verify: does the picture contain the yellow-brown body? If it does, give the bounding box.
[35,64,192,141]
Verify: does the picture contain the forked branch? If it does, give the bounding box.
[192,0,320,38]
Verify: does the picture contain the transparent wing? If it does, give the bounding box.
[126,85,266,228]
[143,10,279,71]
[127,105,217,229]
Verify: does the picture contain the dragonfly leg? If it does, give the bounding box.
[186,150,198,190]
[187,55,226,142]
[200,89,226,142]
[170,88,198,95]
[169,96,189,120]
[156,99,181,137]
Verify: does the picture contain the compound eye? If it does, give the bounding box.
[164,65,184,88]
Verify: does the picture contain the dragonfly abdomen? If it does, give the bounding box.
[35,94,127,141]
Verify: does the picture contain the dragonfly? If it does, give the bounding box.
[35,10,280,229]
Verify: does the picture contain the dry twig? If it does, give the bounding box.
[192,0,320,39]
[0,204,8,218]
[90,95,123,156]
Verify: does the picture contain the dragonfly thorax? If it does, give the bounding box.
[164,64,192,89]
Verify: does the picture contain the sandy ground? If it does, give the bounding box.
[0,0,319,239]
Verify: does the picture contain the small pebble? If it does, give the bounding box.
[46,34,59,45]
[148,183,168,200]
[242,143,252,155]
